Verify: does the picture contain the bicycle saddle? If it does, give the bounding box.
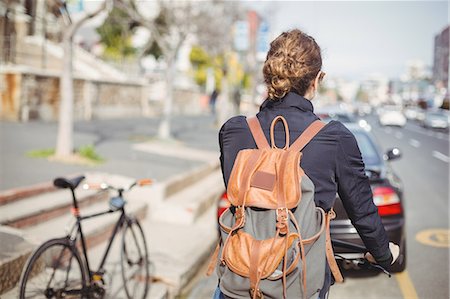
[53,175,85,190]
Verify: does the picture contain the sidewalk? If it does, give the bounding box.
[0,115,220,190]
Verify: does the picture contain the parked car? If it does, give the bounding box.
[216,123,406,273]
[422,110,449,130]
[378,106,407,127]
[330,123,405,273]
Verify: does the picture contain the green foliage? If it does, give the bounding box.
[189,46,212,88]
[77,145,104,163]
[193,66,207,86]
[242,73,251,90]
[26,145,104,164]
[26,148,55,158]
[189,46,209,67]
[96,7,136,59]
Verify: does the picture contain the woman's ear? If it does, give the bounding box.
[313,71,321,91]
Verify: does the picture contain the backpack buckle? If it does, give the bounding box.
[276,208,288,220]
[235,206,245,219]
[276,208,289,235]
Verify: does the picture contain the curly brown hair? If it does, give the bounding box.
[263,29,322,100]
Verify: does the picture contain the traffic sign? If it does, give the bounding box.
[234,21,249,52]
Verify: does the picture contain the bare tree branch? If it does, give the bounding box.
[66,1,108,39]
[115,0,170,54]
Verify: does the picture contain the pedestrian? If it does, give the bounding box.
[232,87,241,114]
[210,89,219,116]
[213,29,399,298]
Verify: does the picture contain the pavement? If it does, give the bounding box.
[0,115,220,191]
[0,114,223,298]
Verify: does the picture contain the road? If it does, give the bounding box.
[187,116,449,299]
[369,117,449,299]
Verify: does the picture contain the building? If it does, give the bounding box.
[433,25,449,91]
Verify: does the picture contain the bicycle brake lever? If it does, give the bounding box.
[370,263,391,277]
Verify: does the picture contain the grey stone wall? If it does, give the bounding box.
[0,70,206,122]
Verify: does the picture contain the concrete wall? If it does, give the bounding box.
[0,69,207,122]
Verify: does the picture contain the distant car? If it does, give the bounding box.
[422,110,449,130]
[356,103,373,116]
[403,106,421,120]
[216,123,406,273]
[378,106,407,127]
[316,109,357,124]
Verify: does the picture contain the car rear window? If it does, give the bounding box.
[352,131,381,166]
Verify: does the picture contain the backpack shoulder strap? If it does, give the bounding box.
[246,116,270,149]
[289,120,326,152]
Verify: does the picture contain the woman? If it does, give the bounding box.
[216,29,399,298]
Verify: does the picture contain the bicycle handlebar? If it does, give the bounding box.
[331,238,391,277]
[82,178,153,193]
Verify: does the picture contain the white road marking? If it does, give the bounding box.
[408,139,421,148]
[395,132,403,139]
[403,123,450,141]
[432,151,450,163]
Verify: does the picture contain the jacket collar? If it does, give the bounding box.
[260,92,314,113]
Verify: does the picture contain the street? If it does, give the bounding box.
[188,116,449,299]
[369,117,449,299]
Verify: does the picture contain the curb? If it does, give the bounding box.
[0,182,55,206]
[163,160,220,199]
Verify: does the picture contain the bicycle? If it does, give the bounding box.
[18,175,153,299]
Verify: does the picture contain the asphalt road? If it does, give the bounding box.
[368,117,449,299]
[187,116,449,299]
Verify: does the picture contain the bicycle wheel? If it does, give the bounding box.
[121,218,150,299]
[19,238,87,299]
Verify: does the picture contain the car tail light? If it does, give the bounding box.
[217,192,230,219]
[372,186,402,216]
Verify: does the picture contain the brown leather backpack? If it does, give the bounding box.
[208,116,343,299]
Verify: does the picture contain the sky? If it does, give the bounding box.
[246,1,449,80]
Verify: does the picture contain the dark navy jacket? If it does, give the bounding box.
[218,92,391,292]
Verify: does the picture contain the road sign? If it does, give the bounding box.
[257,22,270,61]
[66,0,85,14]
[234,21,249,52]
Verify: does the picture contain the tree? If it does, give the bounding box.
[192,2,241,126]
[117,0,240,138]
[96,7,137,60]
[55,1,108,158]
[116,0,200,138]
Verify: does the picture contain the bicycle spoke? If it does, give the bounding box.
[20,240,86,299]
[46,246,69,290]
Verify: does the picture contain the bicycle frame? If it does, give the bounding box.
[66,187,129,284]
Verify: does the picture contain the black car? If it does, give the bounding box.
[330,123,406,272]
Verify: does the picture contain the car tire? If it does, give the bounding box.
[390,239,407,273]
